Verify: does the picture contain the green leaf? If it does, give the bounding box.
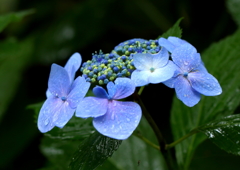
[0,9,34,33]
[69,131,122,170]
[171,28,240,170]
[197,114,240,155]
[41,137,80,170]
[160,18,183,39]
[45,117,95,140]
[104,116,168,170]
[227,0,240,26]
[0,38,34,123]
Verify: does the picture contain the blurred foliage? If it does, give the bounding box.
[0,0,239,170]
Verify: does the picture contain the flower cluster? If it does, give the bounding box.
[37,36,222,139]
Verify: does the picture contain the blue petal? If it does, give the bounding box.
[132,53,153,70]
[131,70,149,87]
[171,44,200,72]
[152,47,169,68]
[149,61,177,84]
[64,52,82,82]
[167,37,190,48]
[68,76,90,108]
[48,64,71,97]
[112,78,136,99]
[107,82,116,98]
[93,101,142,140]
[158,37,175,53]
[175,76,201,107]
[188,71,222,96]
[93,86,109,98]
[54,102,76,128]
[162,67,182,88]
[46,89,52,98]
[37,97,62,133]
[75,97,108,118]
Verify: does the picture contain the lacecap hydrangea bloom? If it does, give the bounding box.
[38,53,90,132]
[80,38,161,85]
[158,37,222,107]
[131,47,177,87]
[76,78,142,140]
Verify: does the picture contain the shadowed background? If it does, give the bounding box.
[0,0,238,169]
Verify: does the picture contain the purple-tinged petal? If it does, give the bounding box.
[54,102,75,128]
[131,70,149,87]
[68,76,90,108]
[93,101,142,140]
[107,82,116,98]
[76,97,108,118]
[112,78,136,99]
[163,77,176,88]
[162,65,182,88]
[93,86,109,99]
[188,71,222,96]
[168,37,190,47]
[172,44,200,72]
[151,47,169,68]
[158,37,175,53]
[64,52,82,82]
[175,76,201,107]
[149,61,177,84]
[48,64,71,97]
[37,96,62,133]
[132,53,153,70]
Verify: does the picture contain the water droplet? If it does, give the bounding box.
[183,61,189,65]
[126,118,130,122]
[44,119,49,125]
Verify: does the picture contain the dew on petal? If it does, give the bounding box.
[44,119,49,125]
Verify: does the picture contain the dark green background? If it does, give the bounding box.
[0,0,238,169]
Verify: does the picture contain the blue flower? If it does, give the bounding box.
[46,52,82,97]
[131,47,177,87]
[76,78,142,140]
[159,38,222,107]
[38,54,90,133]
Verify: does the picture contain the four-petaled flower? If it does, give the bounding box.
[76,78,142,140]
[131,47,177,87]
[159,37,222,107]
[38,53,90,132]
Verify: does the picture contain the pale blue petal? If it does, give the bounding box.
[64,52,82,82]
[93,101,142,140]
[112,78,136,99]
[48,64,71,97]
[54,102,75,128]
[68,76,90,108]
[37,96,62,133]
[107,82,116,99]
[131,70,149,87]
[149,61,177,83]
[171,44,200,72]
[162,66,182,88]
[93,86,109,99]
[132,53,153,70]
[168,37,190,47]
[46,89,51,98]
[188,71,222,96]
[158,37,175,53]
[76,97,108,118]
[175,76,201,107]
[152,47,169,68]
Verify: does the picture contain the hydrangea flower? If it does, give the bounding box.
[38,54,90,133]
[76,78,142,140]
[158,38,222,107]
[131,47,177,87]
[46,52,82,97]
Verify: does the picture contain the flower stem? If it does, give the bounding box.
[138,86,145,95]
[165,129,199,149]
[133,131,160,150]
